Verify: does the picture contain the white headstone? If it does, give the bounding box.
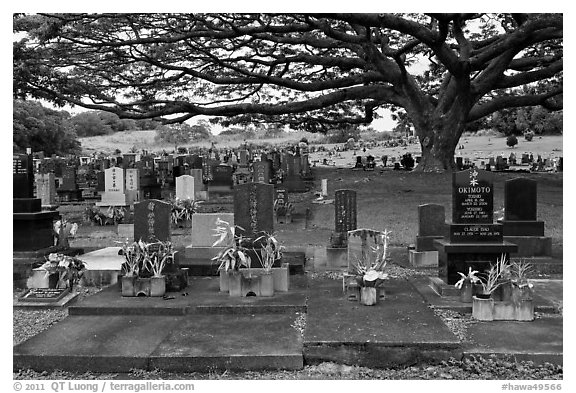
[176,175,195,200]
[125,168,141,204]
[35,173,57,206]
[321,179,328,197]
[97,167,128,206]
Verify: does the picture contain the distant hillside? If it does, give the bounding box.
[79,129,323,154]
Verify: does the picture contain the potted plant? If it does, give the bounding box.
[350,230,390,306]
[472,264,502,321]
[511,259,535,321]
[454,267,482,303]
[493,254,513,302]
[170,198,201,228]
[253,232,284,297]
[119,239,173,297]
[144,241,175,297]
[211,218,252,296]
[39,253,87,290]
[53,219,79,249]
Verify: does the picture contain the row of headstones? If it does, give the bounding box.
[456,154,562,172]
[130,182,276,243]
[32,149,312,202]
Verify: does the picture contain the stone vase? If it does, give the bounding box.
[360,287,377,306]
[472,295,494,321]
[259,272,275,297]
[228,271,242,297]
[515,299,535,321]
[150,276,166,297]
[494,301,516,320]
[459,280,474,303]
[219,270,229,292]
[121,275,137,297]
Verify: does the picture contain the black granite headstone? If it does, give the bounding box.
[452,169,493,224]
[334,189,357,233]
[212,165,233,187]
[13,154,33,199]
[134,199,171,242]
[234,183,274,239]
[504,178,537,221]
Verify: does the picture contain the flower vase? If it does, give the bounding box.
[48,272,60,289]
[228,271,242,297]
[150,276,166,297]
[219,270,229,292]
[121,275,136,297]
[459,280,474,303]
[360,287,377,306]
[499,281,513,302]
[260,272,274,297]
[515,299,534,321]
[472,295,494,321]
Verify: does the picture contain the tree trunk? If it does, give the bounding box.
[412,115,464,172]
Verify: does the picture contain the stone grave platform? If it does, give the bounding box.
[79,246,124,287]
[69,275,309,316]
[14,276,563,373]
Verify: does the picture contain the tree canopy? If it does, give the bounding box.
[13,13,562,171]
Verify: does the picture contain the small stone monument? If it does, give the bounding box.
[96,167,128,206]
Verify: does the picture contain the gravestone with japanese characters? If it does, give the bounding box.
[96,167,128,206]
[433,169,517,285]
[134,199,171,243]
[331,189,357,247]
[253,161,271,184]
[13,153,60,253]
[125,168,141,205]
[234,182,274,240]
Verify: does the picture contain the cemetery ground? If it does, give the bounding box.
[13,164,563,380]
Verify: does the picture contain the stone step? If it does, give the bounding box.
[14,313,304,373]
[69,275,308,316]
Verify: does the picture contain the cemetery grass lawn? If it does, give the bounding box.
[306,167,563,249]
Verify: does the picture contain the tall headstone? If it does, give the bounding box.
[434,169,517,285]
[35,173,57,207]
[125,168,141,205]
[253,161,271,184]
[334,189,357,234]
[499,177,551,257]
[134,199,171,242]
[96,167,128,206]
[13,154,33,199]
[409,204,447,267]
[234,183,274,239]
[175,175,195,200]
[13,153,60,253]
[321,179,328,197]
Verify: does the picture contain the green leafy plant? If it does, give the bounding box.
[511,259,534,289]
[477,265,502,296]
[170,197,201,225]
[253,232,284,273]
[351,229,391,287]
[211,218,251,272]
[119,239,174,278]
[454,267,482,289]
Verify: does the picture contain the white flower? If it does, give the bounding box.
[363,269,387,282]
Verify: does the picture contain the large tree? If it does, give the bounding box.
[13,13,562,171]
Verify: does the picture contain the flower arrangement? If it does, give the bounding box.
[351,229,390,288]
[119,239,174,278]
[170,197,201,226]
[211,218,251,273]
[84,206,126,225]
[53,219,79,248]
[253,232,284,273]
[454,267,482,289]
[40,253,87,289]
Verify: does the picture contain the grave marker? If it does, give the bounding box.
[175,175,195,200]
[134,199,171,242]
[234,183,274,239]
[334,189,357,234]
